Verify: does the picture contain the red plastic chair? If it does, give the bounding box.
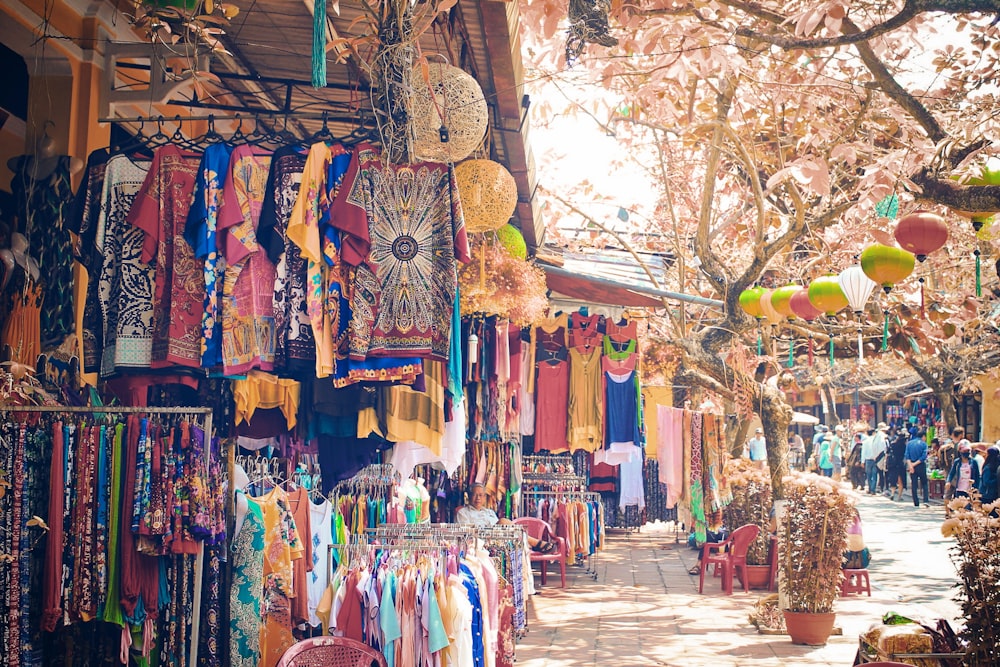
[513,516,568,588]
[277,637,388,667]
[698,524,760,595]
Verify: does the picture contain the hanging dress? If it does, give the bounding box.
[567,342,603,452]
[9,155,76,346]
[93,154,153,376]
[230,492,265,667]
[218,144,276,375]
[127,144,203,368]
[533,348,570,453]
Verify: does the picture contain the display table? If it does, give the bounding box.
[929,478,945,499]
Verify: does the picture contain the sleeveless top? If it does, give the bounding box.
[534,348,569,453]
[568,346,603,452]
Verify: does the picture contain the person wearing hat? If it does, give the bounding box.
[905,427,930,507]
[747,427,767,470]
[945,439,980,505]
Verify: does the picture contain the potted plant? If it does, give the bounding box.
[778,471,856,645]
[724,458,774,589]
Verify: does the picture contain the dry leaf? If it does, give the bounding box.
[26,516,49,531]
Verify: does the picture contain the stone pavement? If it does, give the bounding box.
[514,491,962,666]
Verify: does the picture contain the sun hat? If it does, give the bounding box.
[755,427,763,433]
[877,422,888,431]
[958,439,972,453]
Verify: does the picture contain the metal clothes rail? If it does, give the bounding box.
[0,404,214,667]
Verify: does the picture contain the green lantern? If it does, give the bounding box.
[739,287,766,318]
[495,223,528,260]
[771,285,802,320]
[807,275,848,316]
[860,243,915,294]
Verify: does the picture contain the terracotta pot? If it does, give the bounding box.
[783,610,836,645]
[736,565,771,590]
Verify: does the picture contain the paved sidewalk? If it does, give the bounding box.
[514,493,962,666]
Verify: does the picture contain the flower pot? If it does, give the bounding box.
[782,610,836,645]
[736,565,772,590]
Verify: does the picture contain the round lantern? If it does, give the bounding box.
[894,210,948,261]
[410,62,488,163]
[790,288,822,321]
[496,223,527,260]
[758,288,783,325]
[808,275,849,316]
[771,285,802,320]
[455,159,518,233]
[839,265,878,315]
[860,243,915,293]
[738,286,766,318]
[949,164,1000,231]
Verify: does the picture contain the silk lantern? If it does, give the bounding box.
[758,288,783,325]
[771,285,801,320]
[948,164,1000,231]
[790,288,822,321]
[838,265,877,315]
[739,287,766,319]
[860,243,915,293]
[808,275,848,316]
[894,210,948,262]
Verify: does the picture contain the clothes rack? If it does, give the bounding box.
[0,404,214,667]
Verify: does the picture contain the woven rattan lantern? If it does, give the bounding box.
[455,159,518,233]
[410,62,488,163]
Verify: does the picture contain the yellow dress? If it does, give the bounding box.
[232,370,301,429]
[256,486,304,667]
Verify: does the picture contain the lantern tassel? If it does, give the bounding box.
[882,310,889,352]
[787,336,794,368]
[975,249,982,297]
[919,277,925,319]
[858,327,864,364]
[829,336,834,367]
[808,334,814,367]
[311,0,327,88]
[757,328,762,356]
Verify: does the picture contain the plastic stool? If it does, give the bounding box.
[840,568,871,596]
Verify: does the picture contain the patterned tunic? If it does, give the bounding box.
[218,144,275,375]
[230,493,265,667]
[185,143,234,368]
[93,155,153,376]
[258,145,314,373]
[128,145,203,367]
[332,142,471,362]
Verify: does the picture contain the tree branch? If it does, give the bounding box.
[911,169,1000,212]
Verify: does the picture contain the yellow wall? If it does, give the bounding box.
[642,386,673,456]
[977,373,1000,443]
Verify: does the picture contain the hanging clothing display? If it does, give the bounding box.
[8,155,76,346]
[332,142,471,363]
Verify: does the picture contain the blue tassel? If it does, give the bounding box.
[312,0,327,88]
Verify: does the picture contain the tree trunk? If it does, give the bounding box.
[760,384,792,500]
[730,414,752,458]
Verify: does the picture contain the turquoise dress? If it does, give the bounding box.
[230,492,265,667]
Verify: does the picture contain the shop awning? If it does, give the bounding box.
[540,263,724,309]
[792,411,820,425]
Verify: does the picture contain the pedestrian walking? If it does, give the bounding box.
[862,424,888,495]
[905,428,930,507]
[818,433,834,477]
[747,427,767,470]
[788,431,805,471]
[978,445,1000,505]
[832,425,845,480]
[885,426,908,501]
[945,440,980,503]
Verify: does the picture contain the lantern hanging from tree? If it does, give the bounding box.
[455,159,518,233]
[738,286,766,318]
[894,210,948,261]
[790,288,822,321]
[758,288,783,325]
[808,275,849,316]
[947,164,1000,232]
[410,62,488,163]
[496,223,527,260]
[771,285,801,320]
[838,265,878,315]
[860,243,915,293]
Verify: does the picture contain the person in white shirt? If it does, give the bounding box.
[747,428,767,469]
[456,483,557,553]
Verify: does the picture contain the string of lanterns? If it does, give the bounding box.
[738,209,956,367]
